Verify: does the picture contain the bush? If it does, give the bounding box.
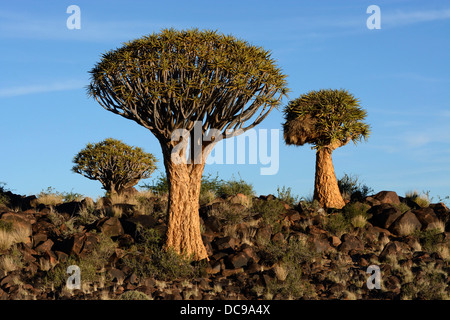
[119,290,151,300]
[0,182,10,206]
[338,173,373,202]
[261,237,318,299]
[142,172,255,200]
[216,175,255,198]
[324,213,350,237]
[414,228,444,253]
[73,138,157,196]
[45,233,117,289]
[276,186,299,207]
[121,226,205,281]
[252,199,285,234]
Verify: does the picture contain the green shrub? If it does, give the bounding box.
[252,199,285,234]
[338,173,373,202]
[45,233,117,289]
[342,202,370,221]
[0,220,13,232]
[324,213,350,237]
[401,263,449,300]
[216,174,255,198]
[413,228,444,253]
[262,237,318,299]
[211,202,251,226]
[121,225,205,281]
[119,290,151,300]
[143,172,255,200]
[276,186,299,207]
[0,182,10,206]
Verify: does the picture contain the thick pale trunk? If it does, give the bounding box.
[164,158,208,261]
[314,147,345,209]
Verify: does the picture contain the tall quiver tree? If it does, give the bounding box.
[283,89,370,209]
[88,28,288,260]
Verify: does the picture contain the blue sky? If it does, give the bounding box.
[0,0,449,203]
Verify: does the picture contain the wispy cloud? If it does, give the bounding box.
[0,9,170,42]
[0,80,85,98]
[383,8,450,27]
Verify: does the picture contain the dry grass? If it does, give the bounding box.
[398,222,419,236]
[36,193,64,207]
[405,190,430,207]
[351,215,367,229]
[0,228,30,251]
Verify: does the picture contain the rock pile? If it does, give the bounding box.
[0,190,448,300]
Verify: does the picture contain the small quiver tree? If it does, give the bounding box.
[283,89,370,209]
[72,138,157,196]
[87,28,288,260]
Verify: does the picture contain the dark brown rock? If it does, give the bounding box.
[285,210,302,223]
[34,239,54,253]
[213,236,237,252]
[108,268,126,283]
[412,207,439,230]
[121,215,158,238]
[389,211,422,236]
[429,202,449,221]
[55,201,84,215]
[309,234,333,253]
[366,191,401,206]
[338,234,364,253]
[226,252,249,269]
[379,241,406,261]
[367,204,403,229]
[96,217,124,237]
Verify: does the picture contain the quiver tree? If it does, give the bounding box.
[72,138,157,196]
[88,28,288,260]
[283,89,370,209]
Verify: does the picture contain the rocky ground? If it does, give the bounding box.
[0,189,448,300]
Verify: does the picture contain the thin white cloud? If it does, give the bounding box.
[0,9,174,42]
[383,8,450,27]
[0,80,85,98]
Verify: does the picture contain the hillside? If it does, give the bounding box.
[0,187,448,300]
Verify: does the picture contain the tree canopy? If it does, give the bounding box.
[87,28,288,150]
[72,138,157,195]
[283,89,370,150]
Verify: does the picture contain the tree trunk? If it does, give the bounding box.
[163,156,208,261]
[313,147,345,209]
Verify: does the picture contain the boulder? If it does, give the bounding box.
[429,202,449,222]
[121,215,158,238]
[95,217,124,237]
[226,193,252,208]
[366,191,401,206]
[367,204,402,229]
[55,201,84,215]
[379,241,407,261]
[389,211,422,236]
[338,234,364,253]
[70,232,100,257]
[34,239,54,253]
[412,207,439,230]
[225,252,249,269]
[0,212,33,237]
[213,236,238,252]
